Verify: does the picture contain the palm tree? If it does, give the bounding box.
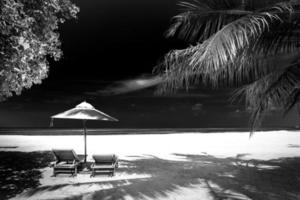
[157,0,300,133]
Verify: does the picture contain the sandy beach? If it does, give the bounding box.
[1,130,300,160]
[1,130,300,200]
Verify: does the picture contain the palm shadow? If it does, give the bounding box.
[0,151,54,200]
[68,154,300,200]
[1,151,300,200]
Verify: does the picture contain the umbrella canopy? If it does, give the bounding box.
[51,101,118,162]
[51,101,118,121]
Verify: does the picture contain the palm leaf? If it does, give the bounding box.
[157,0,300,134]
[158,1,297,90]
[190,2,293,71]
[232,63,300,134]
[166,0,294,43]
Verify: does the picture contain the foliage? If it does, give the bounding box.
[0,0,79,100]
[157,0,300,133]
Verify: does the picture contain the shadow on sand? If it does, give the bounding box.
[1,151,300,200]
[0,151,54,199]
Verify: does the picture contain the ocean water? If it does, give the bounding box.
[0,127,295,135]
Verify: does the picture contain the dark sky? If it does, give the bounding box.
[48,0,180,81]
[0,0,299,129]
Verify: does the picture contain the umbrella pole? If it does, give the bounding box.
[83,120,87,163]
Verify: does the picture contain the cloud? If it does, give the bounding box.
[86,75,163,96]
[84,75,213,98]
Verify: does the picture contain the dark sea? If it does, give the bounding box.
[0,127,296,135]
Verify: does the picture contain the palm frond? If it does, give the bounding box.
[232,63,300,134]
[166,0,294,43]
[283,89,300,115]
[157,0,300,135]
[166,0,251,43]
[215,48,300,87]
[159,1,296,92]
[190,2,293,72]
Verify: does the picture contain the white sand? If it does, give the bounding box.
[39,167,151,187]
[12,180,131,200]
[3,130,300,200]
[12,171,150,200]
[1,131,300,161]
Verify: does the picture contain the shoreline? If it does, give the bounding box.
[0,127,299,135]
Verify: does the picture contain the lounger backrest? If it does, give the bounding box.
[52,149,80,162]
[93,154,116,164]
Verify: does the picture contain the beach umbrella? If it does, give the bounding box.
[50,101,118,163]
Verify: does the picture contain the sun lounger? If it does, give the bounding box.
[52,149,84,176]
[91,154,118,177]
